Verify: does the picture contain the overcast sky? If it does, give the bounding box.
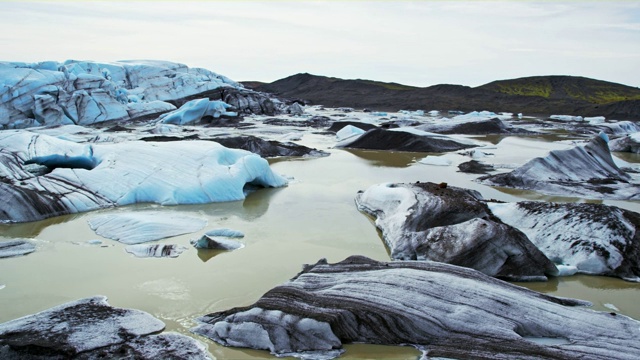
[1,1,639,88]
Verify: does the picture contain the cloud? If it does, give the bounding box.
[1,1,639,87]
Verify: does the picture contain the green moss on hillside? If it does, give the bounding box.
[563,84,640,104]
[480,76,640,105]
[492,81,552,98]
[359,80,417,91]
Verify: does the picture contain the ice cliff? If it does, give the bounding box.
[0,60,278,129]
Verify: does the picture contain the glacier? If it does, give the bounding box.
[0,60,278,129]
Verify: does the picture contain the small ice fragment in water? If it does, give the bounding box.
[604,303,620,312]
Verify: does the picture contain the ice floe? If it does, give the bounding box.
[193,256,640,360]
[457,160,495,174]
[88,211,207,244]
[0,239,36,258]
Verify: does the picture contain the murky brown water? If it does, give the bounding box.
[1,133,639,359]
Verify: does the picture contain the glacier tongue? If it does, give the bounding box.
[0,60,253,128]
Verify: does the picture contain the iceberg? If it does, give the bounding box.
[0,296,211,359]
[192,256,640,360]
[479,135,640,199]
[336,128,476,152]
[597,121,640,135]
[355,182,557,281]
[609,132,640,154]
[417,117,523,135]
[214,136,329,158]
[0,131,288,223]
[335,124,365,141]
[586,116,606,124]
[488,201,640,281]
[160,99,237,125]
[191,236,244,251]
[202,228,245,238]
[191,228,245,250]
[453,110,512,121]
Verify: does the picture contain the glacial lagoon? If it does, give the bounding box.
[1,132,639,359]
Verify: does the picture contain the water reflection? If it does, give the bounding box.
[196,248,229,263]
[0,212,89,238]
[559,275,640,290]
[613,151,640,164]
[518,274,640,319]
[489,186,605,204]
[342,149,426,168]
[127,186,282,222]
[470,133,582,146]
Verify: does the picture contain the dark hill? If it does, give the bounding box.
[253,73,640,119]
[479,76,640,104]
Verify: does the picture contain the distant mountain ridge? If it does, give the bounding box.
[245,74,640,119]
